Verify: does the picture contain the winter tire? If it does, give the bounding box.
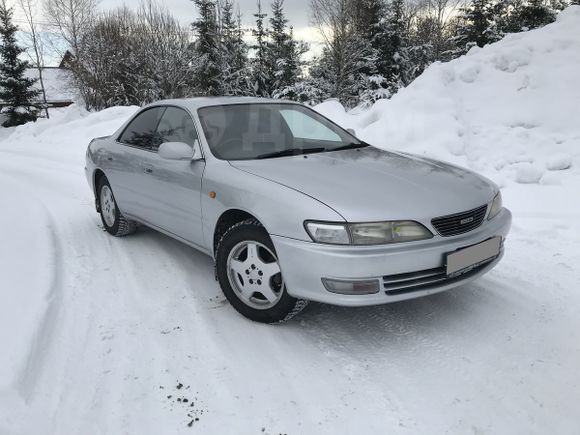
[216,219,309,323]
[98,177,137,237]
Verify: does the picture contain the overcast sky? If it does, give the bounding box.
[98,0,316,37]
[8,0,321,64]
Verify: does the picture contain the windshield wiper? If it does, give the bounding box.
[256,147,327,159]
[330,142,370,152]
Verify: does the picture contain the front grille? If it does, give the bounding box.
[431,204,488,237]
[382,258,495,296]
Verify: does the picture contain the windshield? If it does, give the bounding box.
[197,103,362,160]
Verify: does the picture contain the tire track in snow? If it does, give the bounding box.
[0,171,64,400]
[0,156,156,432]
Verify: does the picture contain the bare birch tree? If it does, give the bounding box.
[43,0,99,56]
[17,0,49,118]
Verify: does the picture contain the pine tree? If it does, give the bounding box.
[496,0,558,34]
[191,0,221,95]
[0,0,40,127]
[516,0,557,30]
[352,0,389,102]
[381,0,409,94]
[220,0,249,95]
[353,0,385,49]
[451,0,498,56]
[251,0,269,96]
[267,0,306,98]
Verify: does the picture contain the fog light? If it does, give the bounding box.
[321,278,380,295]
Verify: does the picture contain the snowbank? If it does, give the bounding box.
[0,105,138,151]
[315,6,580,186]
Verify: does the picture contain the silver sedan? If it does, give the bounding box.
[85,97,511,323]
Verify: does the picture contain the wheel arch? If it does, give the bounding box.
[93,169,107,211]
[213,209,266,256]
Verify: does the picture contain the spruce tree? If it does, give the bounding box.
[516,0,557,30]
[451,0,498,56]
[220,0,249,95]
[381,0,409,94]
[351,0,388,101]
[353,0,385,45]
[0,0,40,127]
[267,0,306,98]
[496,0,558,34]
[251,0,269,96]
[192,0,221,95]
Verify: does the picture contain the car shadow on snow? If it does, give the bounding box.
[289,279,511,351]
[120,224,511,349]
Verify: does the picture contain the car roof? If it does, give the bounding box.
[145,96,297,111]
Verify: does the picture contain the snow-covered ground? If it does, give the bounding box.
[1,7,579,435]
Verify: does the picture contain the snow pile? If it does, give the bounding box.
[0,105,138,150]
[316,6,580,187]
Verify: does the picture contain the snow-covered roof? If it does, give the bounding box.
[25,67,75,103]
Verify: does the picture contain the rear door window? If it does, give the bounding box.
[118,107,165,151]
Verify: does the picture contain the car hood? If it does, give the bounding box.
[229,147,497,222]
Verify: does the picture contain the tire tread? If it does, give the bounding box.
[216,218,309,324]
[98,177,137,237]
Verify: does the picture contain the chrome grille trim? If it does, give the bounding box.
[382,257,495,296]
[431,204,488,237]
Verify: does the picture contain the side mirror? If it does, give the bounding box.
[158,141,194,161]
[347,128,357,137]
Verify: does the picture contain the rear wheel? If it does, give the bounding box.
[98,177,137,237]
[216,219,308,323]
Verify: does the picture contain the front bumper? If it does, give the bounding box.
[272,208,512,306]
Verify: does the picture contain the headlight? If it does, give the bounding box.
[488,192,503,220]
[305,221,432,245]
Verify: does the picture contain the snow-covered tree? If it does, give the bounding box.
[43,0,98,109]
[219,0,249,95]
[310,0,385,107]
[0,0,40,126]
[192,0,221,95]
[380,0,410,94]
[267,0,307,99]
[250,0,269,96]
[451,0,498,55]
[513,0,557,30]
[75,3,196,109]
[353,0,385,44]
[43,0,98,57]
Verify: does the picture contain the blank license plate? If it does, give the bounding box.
[446,237,501,276]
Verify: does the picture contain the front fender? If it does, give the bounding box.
[201,160,344,251]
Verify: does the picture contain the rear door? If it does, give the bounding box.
[140,106,206,248]
[107,106,165,219]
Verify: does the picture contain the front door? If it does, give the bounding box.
[141,106,206,248]
[109,106,165,219]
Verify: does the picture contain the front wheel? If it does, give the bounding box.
[215,219,308,323]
